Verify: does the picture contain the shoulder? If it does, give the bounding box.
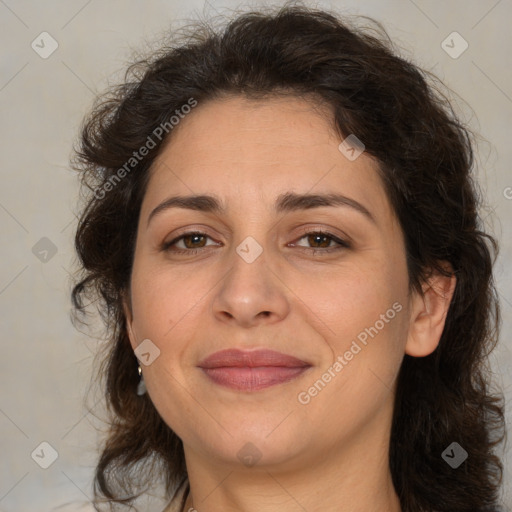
[161,481,188,512]
[49,503,97,511]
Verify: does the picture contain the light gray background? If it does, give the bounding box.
[1,0,511,510]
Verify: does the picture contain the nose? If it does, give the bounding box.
[211,241,290,328]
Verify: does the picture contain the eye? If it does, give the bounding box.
[161,232,218,254]
[161,229,350,256]
[291,230,350,254]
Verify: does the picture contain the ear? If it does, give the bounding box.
[122,288,137,351]
[405,264,456,357]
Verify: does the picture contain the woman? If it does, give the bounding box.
[71,4,506,511]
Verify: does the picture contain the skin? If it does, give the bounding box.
[124,95,456,512]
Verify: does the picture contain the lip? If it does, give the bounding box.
[198,349,312,391]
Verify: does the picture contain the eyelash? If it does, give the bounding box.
[160,229,350,256]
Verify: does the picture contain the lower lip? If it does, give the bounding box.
[200,366,310,391]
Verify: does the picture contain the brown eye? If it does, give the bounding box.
[306,233,334,248]
[293,231,350,252]
[180,233,208,249]
[161,232,217,253]
[161,229,349,256]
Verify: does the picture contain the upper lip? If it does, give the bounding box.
[198,349,311,369]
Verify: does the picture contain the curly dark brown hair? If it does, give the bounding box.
[70,3,506,511]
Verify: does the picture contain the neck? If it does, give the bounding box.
[180,408,401,512]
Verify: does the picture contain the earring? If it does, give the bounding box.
[136,365,147,396]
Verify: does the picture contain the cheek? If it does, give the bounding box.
[293,256,404,336]
[298,270,406,422]
[306,255,408,381]
[129,260,205,340]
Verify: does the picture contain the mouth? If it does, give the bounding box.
[197,348,312,392]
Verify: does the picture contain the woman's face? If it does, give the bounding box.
[125,94,415,470]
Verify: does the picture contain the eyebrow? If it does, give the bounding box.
[147,191,376,227]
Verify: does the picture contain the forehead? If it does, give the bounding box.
[155,94,339,165]
[141,95,391,223]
